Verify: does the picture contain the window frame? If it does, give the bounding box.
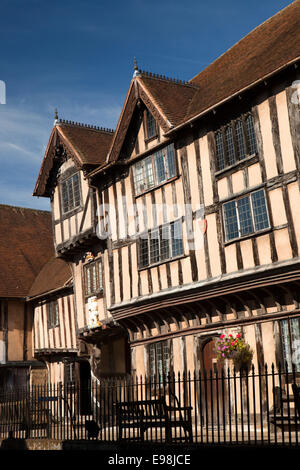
[148,340,172,386]
[47,300,59,329]
[132,144,178,196]
[144,109,158,141]
[279,317,300,377]
[138,219,184,269]
[215,112,257,172]
[222,188,270,243]
[83,258,103,298]
[60,172,82,215]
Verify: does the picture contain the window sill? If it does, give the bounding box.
[61,205,83,220]
[85,291,104,300]
[215,153,259,180]
[135,175,180,199]
[48,324,59,330]
[144,134,158,144]
[224,227,272,246]
[138,253,187,271]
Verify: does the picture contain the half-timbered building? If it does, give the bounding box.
[33,1,300,387]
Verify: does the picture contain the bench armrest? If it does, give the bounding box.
[166,406,192,411]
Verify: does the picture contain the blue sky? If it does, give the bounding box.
[0,0,293,211]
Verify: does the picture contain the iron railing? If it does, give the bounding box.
[0,363,299,445]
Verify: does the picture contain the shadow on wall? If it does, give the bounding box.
[0,431,28,450]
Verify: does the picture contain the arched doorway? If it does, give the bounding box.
[199,336,227,427]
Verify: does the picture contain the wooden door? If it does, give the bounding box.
[202,339,226,426]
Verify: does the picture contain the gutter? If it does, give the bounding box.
[26,278,73,302]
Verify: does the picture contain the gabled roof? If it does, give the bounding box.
[184,0,300,124]
[34,120,114,197]
[28,257,72,299]
[0,205,54,298]
[104,73,196,166]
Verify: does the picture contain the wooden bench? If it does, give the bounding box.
[116,397,193,443]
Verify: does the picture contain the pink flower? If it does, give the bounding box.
[236,334,241,338]
[220,334,225,339]
[222,353,225,357]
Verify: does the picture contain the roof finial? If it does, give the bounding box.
[54,107,59,125]
[133,57,141,78]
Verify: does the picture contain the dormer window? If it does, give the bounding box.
[61,173,81,214]
[215,113,257,171]
[145,110,157,140]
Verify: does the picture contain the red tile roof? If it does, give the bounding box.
[138,74,197,127]
[28,257,72,299]
[0,205,54,298]
[127,2,300,132]
[57,122,114,166]
[185,0,300,123]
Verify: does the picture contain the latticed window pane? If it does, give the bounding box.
[251,189,269,231]
[146,110,156,139]
[215,131,225,170]
[47,301,59,328]
[160,225,170,260]
[235,120,246,160]
[291,318,300,372]
[139,237,149,268]
[245,114,257,155]
[144,156,154,190]
[62,174,81,213]
[149,344,156,382]
[150,229,160,264]
[225,126,235,166]
[149,342,170,384]
[223,201,239,241]
[171,220,184,257]
[65,363,76,386]
[237,196,253,236]
[85,260,103,295]
[133,161,144,195]
[154,149,166,184]
[280,319,300,373]
[97,260,103,291]
[73,174,80,207]
[165,145,176,178]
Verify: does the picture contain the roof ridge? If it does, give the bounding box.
[57,119,114,134]
[139,69,198,88]
[0,204,50,214]
[189,1,298,84]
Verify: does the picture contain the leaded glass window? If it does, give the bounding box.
[280,318,300,373]
[138,219,184,268]
[47,301,59,329]
[84,259,103,296]
[223,189,270,241]
[215,113,257,171]
[61,173,81,213]
[146,110,156,139]
[149,341,171,383]
[215,131,225,170]
[132,144,177,196]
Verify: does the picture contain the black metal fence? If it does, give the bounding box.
[0,363,299,445]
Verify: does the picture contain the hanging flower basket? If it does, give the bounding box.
[215,333,253,372]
